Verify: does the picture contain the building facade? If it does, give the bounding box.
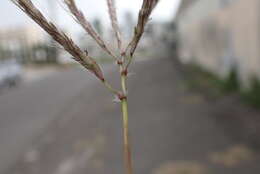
[0,25,45,62]
[176,0,260,86]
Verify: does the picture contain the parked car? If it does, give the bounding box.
[0,59,22,88]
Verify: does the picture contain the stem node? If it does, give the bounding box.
[121,69,128,76]
[117,60,123,65]
[118,93,127,101]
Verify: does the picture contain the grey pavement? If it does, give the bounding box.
[1,58,260,174]
[0,66,111,174]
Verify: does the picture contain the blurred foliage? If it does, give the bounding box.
[31,44,58,64]
[184,64,239,98]
[0,42,58,64]
[222,69,239,92]
[241,77,260,108]
[0,44,12,60]
[185,63,260,108]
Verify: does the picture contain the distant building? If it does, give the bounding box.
[176,0,260,86]
[0,25,45,62]
[0,25,44,51]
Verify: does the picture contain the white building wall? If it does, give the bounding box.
[177,0,260,87]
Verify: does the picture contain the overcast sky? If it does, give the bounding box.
[1,0,181,30]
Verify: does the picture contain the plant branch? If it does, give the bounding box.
[106,0,123,53]
[10,1,161,174]
[103,80,120,95]
[64,0,118,61]
[10,0,123,96]
[124,0,159,67]
[11,0,105,81]
[125,55,133,70]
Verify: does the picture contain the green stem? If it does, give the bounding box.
[121,75,133,174]
[103,80,119,95]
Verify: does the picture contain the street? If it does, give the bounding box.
[0,66,107,174]
[1,58,260,174]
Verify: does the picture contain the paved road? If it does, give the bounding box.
[2,58,260,174]
[0,66,111,174]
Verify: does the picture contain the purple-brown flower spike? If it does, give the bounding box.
[64,0,118,60]
[107,0,122,52]
[11,0,104,81]
[127,0,159,57]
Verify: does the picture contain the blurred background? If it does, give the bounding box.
[1,0,260,174]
